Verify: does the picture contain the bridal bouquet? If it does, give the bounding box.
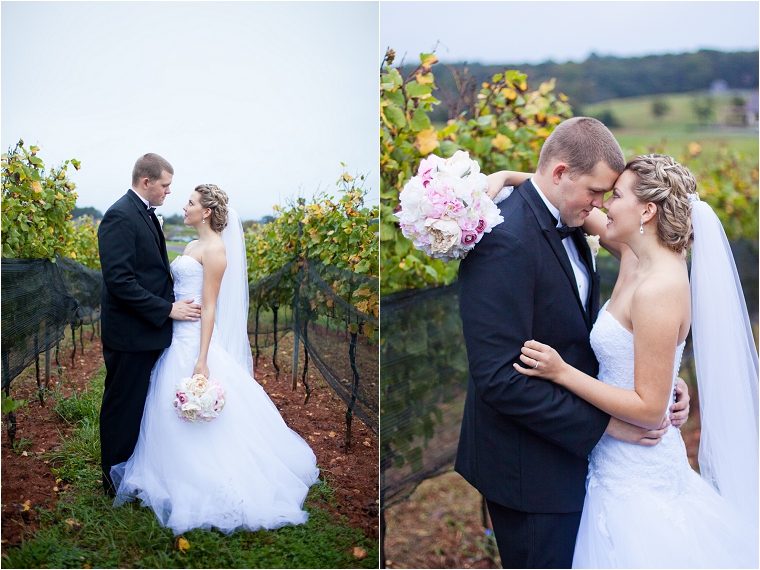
[396,151,504,262]
[174,374,226,423]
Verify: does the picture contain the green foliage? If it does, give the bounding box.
[380,50,572,294]
[2,140,80,261]
[1,393,26,414]
[71,206,102,220]
[651,98,671,118]
[691,96,716,124]
[245,170,378,319]
[67,215,101,269]
[592,108,622,128]
[416,49,759,118]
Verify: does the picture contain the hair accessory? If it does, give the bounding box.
[688,193,701,204]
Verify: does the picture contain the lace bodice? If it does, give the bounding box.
[587,302,691,523]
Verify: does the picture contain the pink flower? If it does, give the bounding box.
[177,392,188,405]
[461,230,479,245]
[418,157,439,186]
[476,218,487,233]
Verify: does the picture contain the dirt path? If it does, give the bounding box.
[1,330,378,555]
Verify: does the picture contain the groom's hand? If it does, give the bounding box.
[605,416,669,447]
[170,299,201,321]
[669,377,690,428]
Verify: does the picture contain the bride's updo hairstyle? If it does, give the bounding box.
[194,184,229,233]
[625,154,698,255]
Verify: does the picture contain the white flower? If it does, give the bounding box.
[425,216,462,255]
[156,214,164,228]
[396,151,504,260]
[585,234,601,271]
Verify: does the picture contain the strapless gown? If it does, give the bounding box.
[111,255,319,535]
[572,301,758,568]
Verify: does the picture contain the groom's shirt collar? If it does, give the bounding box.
[130,188,150,209]
[530,178,590,311]
[530,179,562,228]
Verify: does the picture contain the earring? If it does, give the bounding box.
[639,219,644,234]
[202,218,206,224]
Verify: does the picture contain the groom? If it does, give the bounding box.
[98,153,201,495]
[456,117,689,568]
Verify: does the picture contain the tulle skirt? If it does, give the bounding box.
[111,325,320,535]
[573,439,758,568]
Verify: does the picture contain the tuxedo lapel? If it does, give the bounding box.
[570,229,597,330]
[518,182,588,324]
[126,191,170,272]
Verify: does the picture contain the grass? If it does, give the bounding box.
[4,367,378,569]
[582,90,757,133]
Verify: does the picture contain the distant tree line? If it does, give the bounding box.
[398,50,759,122]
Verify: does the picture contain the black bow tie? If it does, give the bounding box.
[556,224,575,240]
[147,206,156,214]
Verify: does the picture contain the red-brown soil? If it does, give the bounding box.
[1,330,378,555]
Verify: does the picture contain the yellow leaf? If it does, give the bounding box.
[414,127,439,155]
[501,87,517,101]
[64,518,82,530]
[353,547,368,559]
[688,142,702,157]
[421,54,438,68]
[415,72,433,85]
[491,133,513,152]
[176,536,191,552]
[21,500,31,512]
[55,192,64,200]
[329,431,337,438]
[32,181,43,194]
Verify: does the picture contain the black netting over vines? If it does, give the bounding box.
[1,257,102,392]
[249,258,378,436]
[380,282,469,510]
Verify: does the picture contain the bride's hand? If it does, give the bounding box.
[193,361,210,379]
[514,340,568,382]
[485,172,510,200]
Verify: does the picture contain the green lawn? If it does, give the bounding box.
[3,368,377,569]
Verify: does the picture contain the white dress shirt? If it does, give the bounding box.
[130,188,150,209]
[531,179,590,311]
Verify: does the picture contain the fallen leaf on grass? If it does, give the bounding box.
[176,536,190,552]
[64,518,82,531]
[353,547,367,559]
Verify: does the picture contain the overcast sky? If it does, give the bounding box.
[381,1,759,66]
[2,2,379,221]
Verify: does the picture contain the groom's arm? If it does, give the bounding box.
[98,208,173,328]
[459,227,610,459]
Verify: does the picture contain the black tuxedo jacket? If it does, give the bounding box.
[455,179,610,513]
[98,190,174,352]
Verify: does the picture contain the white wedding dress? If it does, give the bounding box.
[111,254,320,535]
[572,301,758,568]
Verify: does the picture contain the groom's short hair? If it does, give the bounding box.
[536,117,625,177]
[132,153,174,186]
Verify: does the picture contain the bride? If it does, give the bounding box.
[490,155,758,568]
[111,184,319,535]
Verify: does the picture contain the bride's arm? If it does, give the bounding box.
[485,170,532,200]
[193,242,227,379]
[515,279,684,430]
